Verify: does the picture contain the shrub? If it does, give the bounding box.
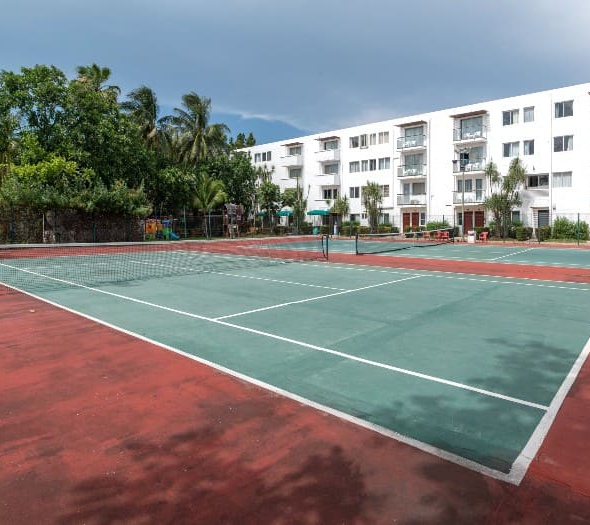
[377,224,392,233]
[538,225,551,241]
[514,226,533,241]
[551,216,589,241]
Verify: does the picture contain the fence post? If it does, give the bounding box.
[577,213,580,246]
[9,206,15,243]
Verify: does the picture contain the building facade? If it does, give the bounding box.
[243,82,590,233]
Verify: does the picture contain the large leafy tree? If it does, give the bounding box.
[484,158,527,237]
[257,180,281,231]
[362,181,383,233]
[198,152,257,212]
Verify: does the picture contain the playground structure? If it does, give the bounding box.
[223,203,245,238]
[144,218,180,241]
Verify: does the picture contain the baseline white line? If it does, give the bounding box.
[215,275,424,320]
[0,262,546,411]
[506,332,590,485]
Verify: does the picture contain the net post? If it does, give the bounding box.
[354,231,360,255]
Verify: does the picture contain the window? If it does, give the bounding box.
[380,213,390,224]
[360,134,368,148]
[378,131,389,144]
[553,171,572,188]
[350,214,359,222]
[524,107,534,123]
[349,136,359,148]
[512,210,521,223]
[420,212,426,226]
[503,142,519,157]
[369,133,376,146]
[380,185,390,198]
[555,100,573,118]
[349,161,360,173]
[349,186,360,198]
[323,163,339,175]
[261,151,271,161]
[457,179,473,192]
[289,168,301,179]
[323,139,339,150]
[460,116,483,139]
[288,145,301,155]
[323,188,338,200]
[254,153,261,163]
[503,109,519,126]
[554,135,573,152]
[527,174,549,188]
[369,159,377,171]
[523,140,535,155]
[361,160,368,172]
[378,157,390,170]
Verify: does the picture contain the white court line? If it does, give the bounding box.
[215,275,424,320]
[0,261,547,412]
[489,247,535,261]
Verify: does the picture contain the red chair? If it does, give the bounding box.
[479,231,488,242]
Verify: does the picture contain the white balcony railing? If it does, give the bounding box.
[315,149,340,162]
[396,135,426,150]
[453,191,485,204]
[397,165,427,178]
[314,173,340,186]
[279,154,303,167]
[397,194,427,206]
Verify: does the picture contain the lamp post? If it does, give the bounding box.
[452,149,468,241]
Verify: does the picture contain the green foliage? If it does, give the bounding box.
[331,194,350,217]
[551,216,589,241]
[361,181,383,233]
[199,153,257,211]
[539,225,552,241]
[514,226,533,241]
[426,220,450,231]
[257,180,281,230]
[484,159,527,237]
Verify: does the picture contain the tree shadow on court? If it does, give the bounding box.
[374,337,590,524]
[56,396,381,525]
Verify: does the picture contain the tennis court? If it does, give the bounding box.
[2,237,590,485]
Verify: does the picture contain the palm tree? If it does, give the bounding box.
[362,182,383,233]
[121,85,168,152]
[164,92,229,167]
[192,172,227,238]
[75,63,120,97]
[483,158,526,238]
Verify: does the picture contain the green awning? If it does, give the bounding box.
[307,209,330,216]
[256,211,268,217]
[278,210,293,216]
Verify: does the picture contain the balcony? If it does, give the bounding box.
[453,158,486,174]
[396,135,426,150]
[315,148,340,162]
[397,164,427,178]
[453,191,485,204]
[397,193,427,206]
[453,126,487,142]
[279,154,303,167]
[314,173,340,186]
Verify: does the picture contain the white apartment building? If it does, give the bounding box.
[244,82,590,233]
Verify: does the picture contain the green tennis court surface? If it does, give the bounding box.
[2,246,590,483]
[330,237,590,268]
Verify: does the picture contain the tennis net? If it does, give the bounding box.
[355,229,454,255]
[0,235,329,292]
